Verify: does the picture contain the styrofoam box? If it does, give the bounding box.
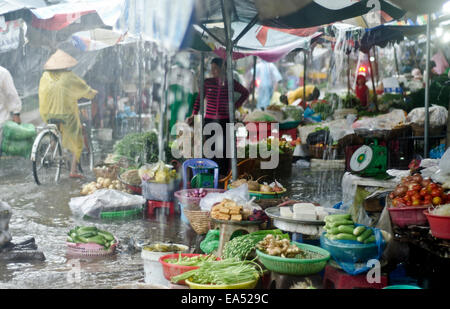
[293,203,316,213]
[280,207,293,218]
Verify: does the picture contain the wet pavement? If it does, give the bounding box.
[0,141,344,289]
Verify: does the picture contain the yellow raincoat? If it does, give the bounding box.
[39,71,97,161]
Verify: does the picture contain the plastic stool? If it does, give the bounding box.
[147,200,175,216]
[322,265,388,289]
[182,159,219,189]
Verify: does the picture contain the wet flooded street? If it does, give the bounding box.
[0,145,344,289]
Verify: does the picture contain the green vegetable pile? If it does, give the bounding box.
[222,229,289,260]
[67,226,117,249]
[311,100,333,120]
[340,93,360,109]
[113,132,174,166]
[170,258,263,286]
[323,214,376,244]
[164,254,217,266]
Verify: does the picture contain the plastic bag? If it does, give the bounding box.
[200,229,220,254]
[69,189,146,219]
[438,147,450,175]
[1,121,36,141]
[406,105,448,127]
[243,110,277,122]
[199,183,250,212]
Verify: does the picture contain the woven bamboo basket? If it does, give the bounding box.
[183,209,211,235]
[411,123,445,137]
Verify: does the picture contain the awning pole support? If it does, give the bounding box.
[252,55,257,107]
[221,0,238,181]
[424,13,431,158]
[199,51,205,149]
[303,51,307,100]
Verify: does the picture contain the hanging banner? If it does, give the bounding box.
[0,18,22,54]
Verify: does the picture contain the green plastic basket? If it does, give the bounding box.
[383,285,422,289]
[256,242,330,276]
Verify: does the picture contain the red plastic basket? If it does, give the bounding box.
[174,189,226,210]
[159,253,220,285]
[424,210,450,240]
[388,206,429,228]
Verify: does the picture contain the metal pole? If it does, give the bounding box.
[199,52,205,148]
[303,51,307,100]
[159,54,170,161]
[347,52,351,96]
[252,55,257,107]
[138,39,143,133]
[368,48,378,108]
[222,0,238,181]
[424,13,431,158]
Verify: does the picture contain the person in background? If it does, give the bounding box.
[186,57,249,176]
[285,85,320,108]
[0,66,22,149]
[38,50,97,178]
[355,74,369,109]
[255,59,282,110]
[408,68,425,92]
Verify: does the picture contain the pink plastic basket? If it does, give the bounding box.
[66,237,118,257]
[388,206,429,228]
[424,210,450,240]
[174,189,226,209]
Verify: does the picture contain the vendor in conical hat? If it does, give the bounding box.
[38,49,98,179]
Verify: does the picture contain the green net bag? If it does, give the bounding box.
[200,229,220,254]
[2,121,36,141]
[1,138,33,158]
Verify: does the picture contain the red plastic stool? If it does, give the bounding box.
[147,200,175,216]
[322,265,388,289]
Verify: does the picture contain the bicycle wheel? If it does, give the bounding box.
[32,131,62,185]
[78,126,94,174]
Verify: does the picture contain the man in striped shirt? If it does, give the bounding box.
[187,58,249,175]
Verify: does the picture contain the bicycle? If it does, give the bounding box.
[31,101,95,185]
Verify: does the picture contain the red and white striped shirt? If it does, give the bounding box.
[192,78,249,120]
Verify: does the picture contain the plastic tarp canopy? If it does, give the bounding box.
[196,21,322,62]
[196,0,405,29]
[358,24,427,53]
[0,0,46,21]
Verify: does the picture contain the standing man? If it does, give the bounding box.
[255,59,282,110]
[0,66,22,148]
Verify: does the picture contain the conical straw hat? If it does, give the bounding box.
[44,49,78,70]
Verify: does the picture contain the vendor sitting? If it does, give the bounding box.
[285,85,320,109]
[355,73,369,109]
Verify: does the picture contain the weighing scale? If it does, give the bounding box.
[349,139,389,179]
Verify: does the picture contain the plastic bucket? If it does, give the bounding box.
[424,210,450,240]
[388,206,429,228]
[141,244,189,287]
[383,285,421,289]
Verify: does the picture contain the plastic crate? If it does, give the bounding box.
[256,242,330,276]
[142,179,181,202]
[388,206,429,228]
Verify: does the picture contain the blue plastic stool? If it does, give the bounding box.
[182,159,219,189]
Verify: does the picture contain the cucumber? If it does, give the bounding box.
[325,214,352,222]
[73,236,84,243]
[353,226,366,236]
[85,235,106,245]
[97,230,114,242]
[78,231,98,238]
[363,235,376,244]
[330,220,354,228]
[324,233,336,240]
[357,229,373,243]
[330,227,341,235]
[67,236,74,243]
[335,233,357,241]
[338,225,355,234]
[77,226,98,234]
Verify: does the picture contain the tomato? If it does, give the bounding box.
[419,188,428,197]
[406,190,416,197]
[411,184,422,192]
[398,197,406,204]
[392,199,399,207]
[404,195,411,202]
[431,189,442,197]
[411,194,421,202]
[432,196,442,206]
[430,183,438,189]
[412,200,421,206]
[406,201,412,206]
